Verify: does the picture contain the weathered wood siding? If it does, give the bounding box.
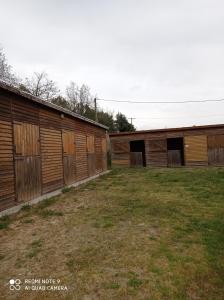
[111,140,130,167]
[63,130,76,185]
[167,150,182,167]
[76,133,88,181]
[130,152,143,167]
[102,138,107,171]
[87,135,95,176]
[0,87,107,212]
[110,126,224,168]
[40,127,64,193]
[184,135,208,166]
[0,117,15,209]
[14,122,41,202]
[208,134,224,165]
[95,136,103,173]
[0,92,15,210]
[146,139,167,167]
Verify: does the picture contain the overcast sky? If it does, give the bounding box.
[1,0,224,130]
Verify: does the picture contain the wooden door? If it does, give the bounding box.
[62,130,76,185]
[147,139,167,167]
[87,135,95,176]
[130,152,143,167]
[111,140,130,167]
[76,133,88,181]
[40,127,64,193]
[208,134,224,165]
[184,135,208,166]
[167,150,182,167]
[14,122,41,202]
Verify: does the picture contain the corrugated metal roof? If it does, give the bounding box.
[0,80,108,130]
[110,123,224,136]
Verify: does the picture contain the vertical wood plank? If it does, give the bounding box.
[14,122,41,202]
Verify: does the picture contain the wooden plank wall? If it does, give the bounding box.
[111,140,130,167]
[208,134,224,165]
[0,88,107,211]
[14,122,41,202]
[130,152,143,167]
[102,138,107,171]
[0,92,15,209]
[76,133,88,181]
[87,135,95,176]
[40,127,64,193]
[62,130,76,185]
[95,136,103,173]
[110,127,224,168]
[0,120,15,209]
[167,150,182,167]
[184,135,208,166]
[146,139,167,167]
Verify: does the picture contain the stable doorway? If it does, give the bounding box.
[167,138,184,167]
[130,140,146,167]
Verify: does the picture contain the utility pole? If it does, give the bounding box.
[94,98,98,122]
[128,117,136,125]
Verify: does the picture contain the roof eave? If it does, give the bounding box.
[109,123,224,136]
[0,80,108,130]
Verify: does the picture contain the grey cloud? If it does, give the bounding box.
[1,0,224,129]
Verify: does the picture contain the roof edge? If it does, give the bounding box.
[109,123,224,136]
[0,80,108,130]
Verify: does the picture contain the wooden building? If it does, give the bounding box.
[0,81,108,212]
[110,124,224,168]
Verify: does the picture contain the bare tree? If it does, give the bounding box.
[0,47,18,85]
[51,95,71,110]
[66,82,94,115]
[23,71,59,101]
[79,84,93,112]
[66,81,80,111]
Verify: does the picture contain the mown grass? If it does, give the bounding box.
[26,239,43,259]
[0,167,224,299]
[0,215,11,230]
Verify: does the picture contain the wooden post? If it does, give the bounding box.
[128,118,136,125]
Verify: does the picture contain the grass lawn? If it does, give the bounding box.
[0,167,224,300]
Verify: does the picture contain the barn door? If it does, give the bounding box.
[40,127,63,193]
[167,150,182,167]
[62,130,76,185]
[14,122,41,202]
[87,135,95,176]
[208,134,224,165]
[147,139,167,167]
[184,135,208,166]
[111,140,130,167]
[130,152,143,167]
[76,133,88,181]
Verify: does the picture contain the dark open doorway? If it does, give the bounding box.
[130,140,146,167]
[167,138,184,167]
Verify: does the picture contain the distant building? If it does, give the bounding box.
[110,125,224,167]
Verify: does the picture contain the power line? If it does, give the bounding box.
[97,97,224,104]
[128,114,224,120]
